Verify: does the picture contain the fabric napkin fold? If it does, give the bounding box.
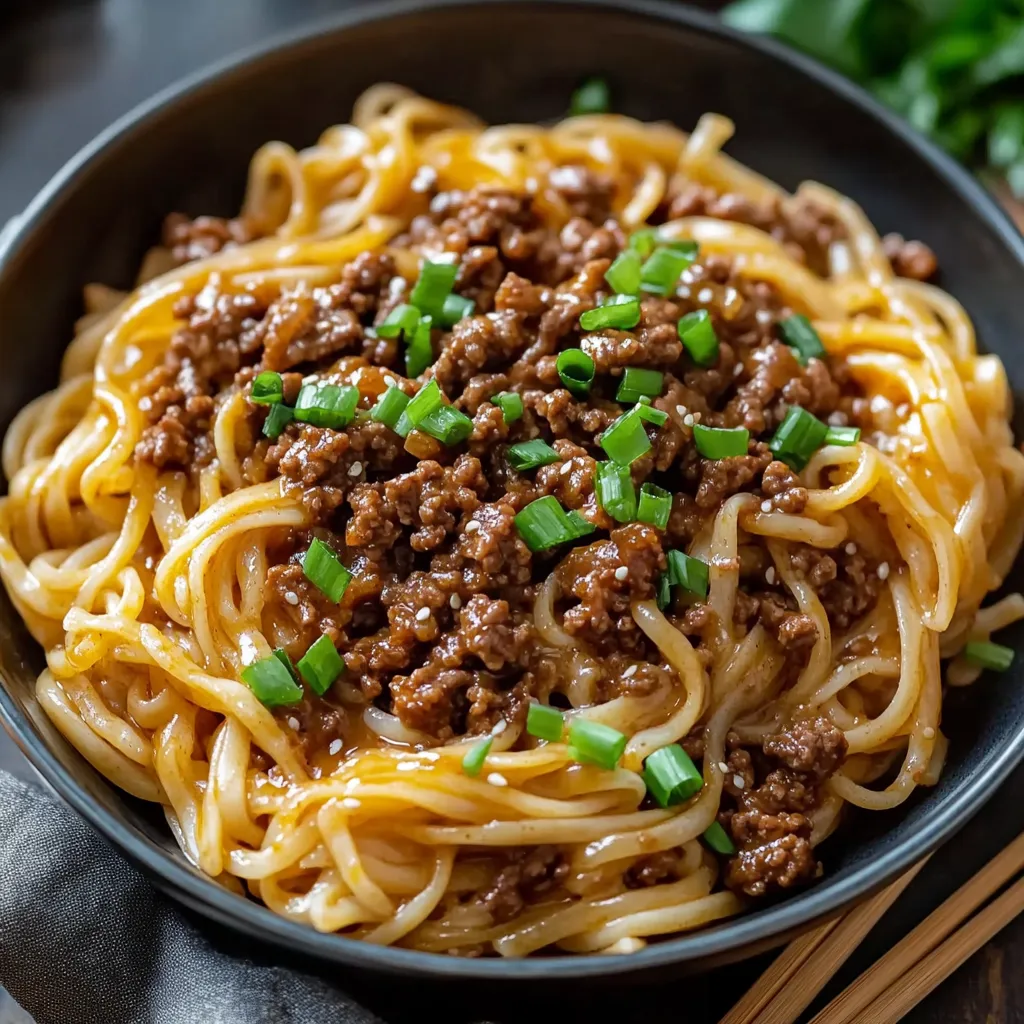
[0,769,383,1024]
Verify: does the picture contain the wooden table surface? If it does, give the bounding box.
[2,2,1024,1022]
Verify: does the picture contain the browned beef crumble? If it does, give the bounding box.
[134,168,921,912]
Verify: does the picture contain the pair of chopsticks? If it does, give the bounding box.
[720,830,1024,1024]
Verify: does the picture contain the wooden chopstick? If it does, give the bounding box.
[718,857,928,1024]
[810,829,1024,1024]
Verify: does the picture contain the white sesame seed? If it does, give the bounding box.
[692,412,702,423]
[845,542,857,555]
[683,413,695,427]
[877,562,890,581]
[755,309,773,326]
[492,719,508,735]
[383,375,397,388]
[465,520,480,533]
[761,499,773,513]
[614,566,629,581]
[923,726,936,739]
[348,462,363,477]
[733,774,746,790]
[487,772,508,787]
[718,761,729,774]
[765,566,776,585]
[678,286,691,299]
[287,717,300,731]
[675,404,688,418]
[680,269,695,285]
[415,606,431,622]
[697,287,714,304]
[284,591,299,606]
[733,362,744,377]
[328,739,342,755]
[449,594,462,610]
[623,664,637,679]
[341,797,361,809]
[560,461,573,475]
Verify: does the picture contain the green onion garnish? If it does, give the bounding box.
[667,549,710,598]
[566,510,596,539]
[656,572,672,610]
[526,702,564,742]
[702,820,736,855]
[640,247,694,297]
[438,293,475,327]
[635,403,667,426]
[296,634,344,697]
[964,640,1014,672]
[637,482,672,529]
[251,371,284,405]
[605,250,643,295]
[294,383,360,430]
[596,461,638,523]
[514,495,586,552]
[678,310,720,367]
[825,424,861,446]
[262,403,294,440]
[570,77,610,116]
[241,652,303,707]
[371,386,410,431]
[410,259,458,315]
[567,719,627,771]
[492,392,523,424]
[579,295,641,332]
[302,538,353,603]
[419,404,474,446]
[629,228,658,258]
[405,379,443,426]
[779,314,826,365]
[768,406,828,472]
[557,348,596,397]
[462,736,493,777]
[643,744,703,808]
[406,316,433,377]
[601,408,652,466]
[507,439,561,471]
[376,303,421,340]
[616,367,664,405]
[692,423,749,459]
[662,239,700,260]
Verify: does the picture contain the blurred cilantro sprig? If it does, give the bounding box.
[722,0,1024,194]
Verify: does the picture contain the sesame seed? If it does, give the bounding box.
[449,594,462,610]
[287,717,300,731]
[678,286,691,299]
[383,375,397,388]
[623,665,637,679]
[492,719,508,735]
[683,413,695,427]
[675,404,688,418]
[717,761,729,774]
[415,606,431,622]
[284,591,299,606]
[761,499,773,513]
[755,309,773,326]
[766,566,776,585]
[328,739,342,755]
[733,774,746,790]
[487,772,508,787]
[845,542,857,555]
[877,562,890,581]
[697,287,714,304]
[680,269,695,284]
[348,462,363,477]
[560,462,573,475]
[614,566,629,581]
[465,521,480,533]
[692,412,702,423]
[733,362,744,377]
[923,726,936,739]
[341,797,361,809]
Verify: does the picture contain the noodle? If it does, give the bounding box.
[1,87,1021,957]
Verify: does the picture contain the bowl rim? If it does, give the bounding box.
[3,0,1024,980]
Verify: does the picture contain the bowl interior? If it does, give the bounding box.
[2,0,1024,979]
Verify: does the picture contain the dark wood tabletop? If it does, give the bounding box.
[2,2,1024,1022]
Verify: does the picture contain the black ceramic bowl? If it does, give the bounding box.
[2,0,1024,983]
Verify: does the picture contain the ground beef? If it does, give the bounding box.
[624,849,689,888]
[161,211,257,266]
[882,233,938,281]
[477,846,569,923]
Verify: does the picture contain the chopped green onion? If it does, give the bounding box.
[643,744,703,808]
[600,408,652,466]
[462,736,493,777]
[692,423,749,459]
[702,820,736,856]
[568,719,627,771]
[629,228,658,258]
[678,310,720,367]
[273,647,299,678]
[419,404,474,446]
[262,403,294,440]
[507,439,561,471]
[640,247,694,296]
[526,702,564,742]
[768,406,828,472]
[438,293,475,327]
[294,383,360,429]
[667,549,710,598]
[964,640,1014,672]
[376,303,421,340]
[566,510,596,539]
[404,379,443,426]
[616,367,664,405]
[302,538,353,603]
[579,295,641,331]
[406,316,433,377]
[595,461,638,523]
[556,348,596,397]
[825,424,861,446]
[656,572,672,610]
[492,392,523,424]
[605,250,643,295]
[570,77,609,116]
[296,634,344,697]
[251,371,284,405]
[371,386,410,431]
[638,482,672,529]
[410,259,458,315]
[514,496,581,552]
[662,238,700,260]
[779,314,826,365]
[241,652,303,707]
[635,403,668,426]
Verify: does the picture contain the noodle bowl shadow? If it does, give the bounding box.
[1,0,1024,982]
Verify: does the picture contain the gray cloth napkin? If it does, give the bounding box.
[0,769,382,1024]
